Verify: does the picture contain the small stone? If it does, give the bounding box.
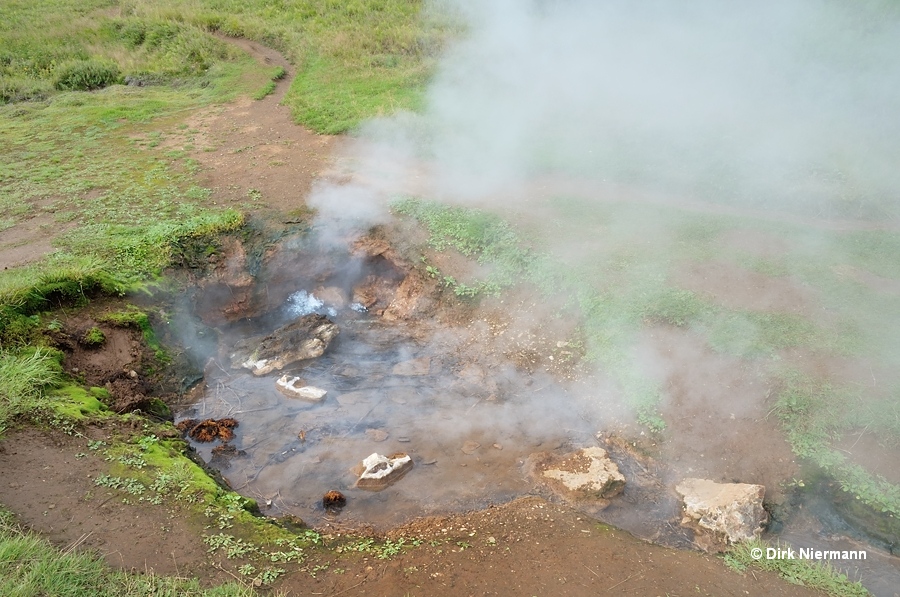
[128,370,138,378]
[275,375,327,401]
[356,452,413,491]
[365,428,389,442]
[313,286,347,309]
[461,440,480,455]
[492,443,503,450]
[392,357,431,376]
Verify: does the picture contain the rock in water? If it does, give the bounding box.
[526,447,625,509]
[392,357,431,376]
[230,314,338,375]
[675,478,767,551]
[275,375,327,401]
[355,452,413,491]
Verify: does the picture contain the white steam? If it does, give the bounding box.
[328,0,900,219]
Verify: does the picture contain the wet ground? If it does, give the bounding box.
[175,247,603,529]
[172,231,900,596]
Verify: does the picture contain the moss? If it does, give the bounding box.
[81,326,106,347]
[48,384,110,420]
[97,305,169,362]
[146,398,171,420]
[0,308,42,348]
[831,489,900,546]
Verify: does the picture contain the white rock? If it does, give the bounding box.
[275,375,327,401]
[356,452,413,491]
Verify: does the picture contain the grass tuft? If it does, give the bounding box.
[0,348,63,435]
[0,509,256,596]
[725,540,870,597]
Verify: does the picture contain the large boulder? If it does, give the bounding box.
[527,447,625,509]
[230,314,338,375]
[675,478,768,551]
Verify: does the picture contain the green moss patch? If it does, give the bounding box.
[47,385,110,420]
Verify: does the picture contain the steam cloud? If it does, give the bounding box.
[313,0,900,221]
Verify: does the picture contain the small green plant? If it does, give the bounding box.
[203,534,259,559]
[237,564,256,577]
[54,60,120,92]
[95,475,146,496]
[81,327,106,347]
[252,82,276,101]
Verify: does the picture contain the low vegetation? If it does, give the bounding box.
[0,509,256,597]
[774,373,900,541]
[725,540,870,597]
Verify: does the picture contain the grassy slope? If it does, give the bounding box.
[1,0,456,134]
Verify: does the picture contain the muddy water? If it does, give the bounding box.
[175,250,608,528]
[173,241,900,596]
[184,316,596,528]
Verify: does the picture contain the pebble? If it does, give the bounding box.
[461,440,480,454]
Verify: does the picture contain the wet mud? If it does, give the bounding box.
[165,228,900,595]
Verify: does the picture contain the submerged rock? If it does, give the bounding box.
[322,490,346,510]
[355,452,413,491]
[675,478,767,551]
[526,447,625,509]
[365,428,389,442]
[275,375,327,401]
[392,357,431,376]
[176,417,239,442]
[230,314,338,375]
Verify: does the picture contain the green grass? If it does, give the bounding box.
[774,372,900,535]
[724,540,870,597]
[0,347,63,435]
[0,1,457,133]
[0,509,256,597]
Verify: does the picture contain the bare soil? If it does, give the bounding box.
[0,39,873,597]
[0,427,824,597]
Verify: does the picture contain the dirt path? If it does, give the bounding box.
[160,37,338,215]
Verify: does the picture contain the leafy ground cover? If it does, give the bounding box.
[725,540,870,597]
